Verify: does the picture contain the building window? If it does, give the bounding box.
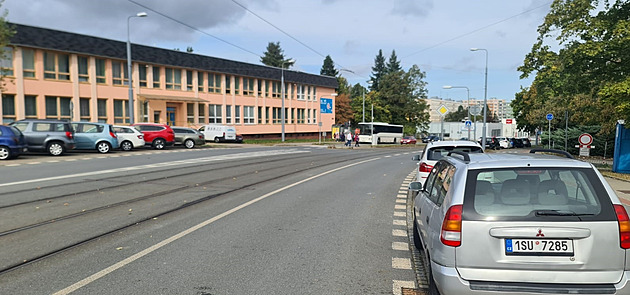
[186,70,193,91]
[265,107,270,124]
[297,84,305,100]
[95,58,106,84]
[22,48,36,78]
[24,95,37,118]
[272,81,281,98]
[257,80,263,96]
[313,86,317,100]
[165,68,181,90]
[152,66,161,88]
[243,106,254,124]
[226,75,232,94]
[208,104,222,124]
[234,76,240,95]
[139,64,147,87]
[208,73,221,93]
[140,101,149,122]
[313,109,317,124]
[1,94,15,123]
[289,84,294,100]
[243,78,254,96]
[187,103,194,123]
[198,72,205,92]
[266,81,271,98]
[44,52,70,80]
[226,105,232,124]
[291,108,296,124]
[297,108,305,124]
[45,96,71,120]
[198,103,205,123]
[0,47,14,77]
[79,98,90,121]
[112,61,129,85]
[97,99,108,123]
[113,99,129,123]
[307,86,312,101]
[234,105,241,124]
[78,56,89,82]
[257,106,262,124]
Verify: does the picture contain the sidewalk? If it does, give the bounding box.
[606,177,630,205]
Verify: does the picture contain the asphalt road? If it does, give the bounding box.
[0,145,420,294]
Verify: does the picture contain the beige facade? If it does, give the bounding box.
[425,96,511,123]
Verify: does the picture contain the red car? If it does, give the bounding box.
[401,136,417,145]
[131,123,175,149]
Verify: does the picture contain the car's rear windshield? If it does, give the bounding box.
[463,167,616,221]
[427,146,482,160]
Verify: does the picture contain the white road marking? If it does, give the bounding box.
[393,280,416,295]
[52,155,381,295]
[395,199,406,204]
[393,219,406,226]
[0,150,309,188]
[392,242,408,251]
[392,229,407,237]
[397,194,406,198]
[392,257,412,270]
[5,164,20,167]
[394,211,405,217]
[394,204,406,210]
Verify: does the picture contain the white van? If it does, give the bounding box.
[198,124,236,143]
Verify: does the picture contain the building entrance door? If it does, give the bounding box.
[167,107,176,126]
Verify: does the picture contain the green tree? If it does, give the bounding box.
[369,49,386,91]
[0,1,15,90]
[320,55,338,77]
[260,42,294,68]
[335,93,353,125]
[349,83,370,123]
[386,50,402,74]
[516,0,630,134]
[336,76,351,95]
[445,106,468,122]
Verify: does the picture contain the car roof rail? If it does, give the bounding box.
[447,151,470,163]
[529,148,574,159]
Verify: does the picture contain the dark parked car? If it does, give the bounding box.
[9,119,75,156]
[521,137,532,147]
[235,134,243,143]
[0,125,27,160]
[422,135,440,143]
[510,137,524,148]
[171,126,205,149]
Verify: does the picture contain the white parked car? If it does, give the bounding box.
[198,124,236,143]
[412,140,483,186]
[112,125,145,151]
[497,137,511,149]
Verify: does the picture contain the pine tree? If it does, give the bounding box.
[369,50,386,91]
[260,42,294,68]
[320,55,338,77]
[386,50,402,73]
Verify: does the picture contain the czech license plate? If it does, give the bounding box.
[505,239,573,256]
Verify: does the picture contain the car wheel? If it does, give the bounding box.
[0,146,11,160]
[184,139,195,149]
[214,137,221,143]
[96,142,111,153]
[121,141,133,151]
[48,142,65,156]
[153,138,166,150]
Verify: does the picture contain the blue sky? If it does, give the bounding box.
[5,0,551,102]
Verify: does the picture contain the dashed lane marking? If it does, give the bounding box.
[392,258,412,270]
[394,211,405,217]
[393,219,406,226]
[392,242,409,251]
[395,204,406,210]
[393,229,407,237]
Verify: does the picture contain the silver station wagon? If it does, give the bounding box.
[411,149,630,295]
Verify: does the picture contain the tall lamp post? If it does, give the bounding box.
[127,12,147,124]
[443,85,470,140]
[281,59,294,142]
[470,48,488,150]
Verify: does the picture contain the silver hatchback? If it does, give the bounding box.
[411,149,630,295]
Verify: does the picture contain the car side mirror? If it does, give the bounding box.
[412,155,421,161]
[408,181,423,198]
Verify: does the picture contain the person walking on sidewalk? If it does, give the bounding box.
[345,131,353,148]
[354,133,360,147]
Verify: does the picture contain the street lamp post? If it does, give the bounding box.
[471,48,488,150]
[127,12,147,125]
[443,85,471,140]
[281,59,294,142]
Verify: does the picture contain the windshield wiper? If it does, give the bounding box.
[535,210,594,217]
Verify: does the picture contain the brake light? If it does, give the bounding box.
[109,131,117,138]
[65,131,73,140]
[137,135,143,139]
[614,205,630,249]
[419,162,433,173]
[223,132,226,137]
[440,205,463,247]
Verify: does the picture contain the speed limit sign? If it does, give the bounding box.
[578,133,593,147]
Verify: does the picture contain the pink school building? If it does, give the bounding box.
[0,23,338,138]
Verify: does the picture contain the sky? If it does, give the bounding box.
[4,0,552,103]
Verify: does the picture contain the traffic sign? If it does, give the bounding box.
[546,113,554,121]
[465,120,472,127]
[505,119,513,124]
[437,105,449,116]
[578,133,593,146]
[470,105,481,116]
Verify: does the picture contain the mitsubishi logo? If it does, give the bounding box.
[536,229,545,237]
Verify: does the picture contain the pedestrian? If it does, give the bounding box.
[346,131,353,147]
[354,133,360,147]
[340,132,345,145]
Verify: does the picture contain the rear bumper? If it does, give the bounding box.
[432,261,630,294]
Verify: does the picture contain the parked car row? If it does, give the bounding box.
[409,148,630,294]
[1,120,242,160]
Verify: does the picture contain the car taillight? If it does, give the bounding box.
[137,135,143,139]
[199,135,204,139]
[223,132,226,137]
[110,131,117,138]
[614,205,630,249]
[440,205,463,247]
[419,162,433,173]
[66,131,73,139]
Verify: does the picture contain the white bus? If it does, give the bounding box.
[357,122,404,144]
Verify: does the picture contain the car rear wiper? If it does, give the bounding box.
[535,210,594,217]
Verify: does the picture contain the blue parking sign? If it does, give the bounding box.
[320,98,333,114]
[546,113,554,121]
